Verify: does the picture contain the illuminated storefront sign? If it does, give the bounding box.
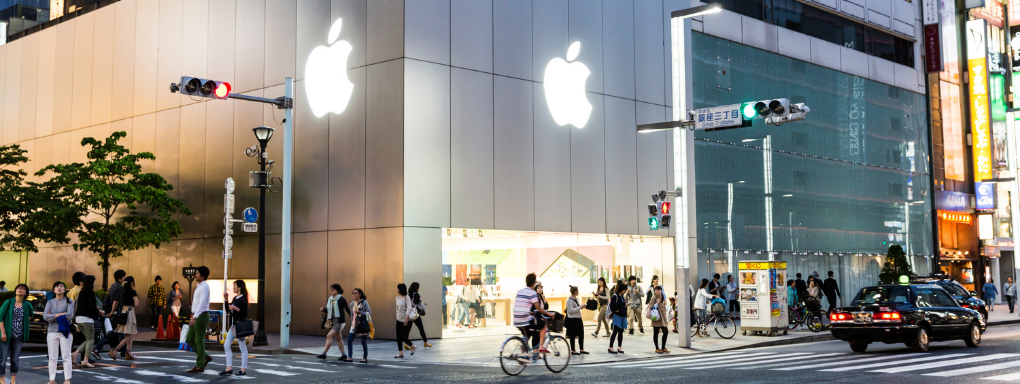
[935,189,971,212]
[939,210,973,224]
[976,182,996,209]
[967,20,994,183]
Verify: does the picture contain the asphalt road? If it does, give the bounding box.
[8,325,1020,383]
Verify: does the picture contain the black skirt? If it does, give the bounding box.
[565,317,584,337]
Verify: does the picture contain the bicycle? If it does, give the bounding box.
[691,307,737,339]
[499,323,570,376]
[788,302,823,332]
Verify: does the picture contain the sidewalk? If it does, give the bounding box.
[132,311,1020,366]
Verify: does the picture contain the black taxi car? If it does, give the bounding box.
[829,283,985,353]
[914,277,988,321]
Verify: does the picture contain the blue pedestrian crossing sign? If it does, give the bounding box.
[243,207,258,223]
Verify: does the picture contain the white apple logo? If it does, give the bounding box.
[544,42,592,128]
[305,18,354,118]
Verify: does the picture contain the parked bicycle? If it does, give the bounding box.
[788,299,823,332]
[499,317,570,376]
[691,298,737,339]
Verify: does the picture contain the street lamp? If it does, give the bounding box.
[250,126,274,346]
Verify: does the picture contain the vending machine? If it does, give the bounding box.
[737,261,788,336]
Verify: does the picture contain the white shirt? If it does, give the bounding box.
[694,288,711,310]
[192,281,210,315]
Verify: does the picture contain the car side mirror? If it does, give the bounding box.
[970,291,977,296]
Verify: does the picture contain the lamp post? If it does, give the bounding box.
[252,126,274,346]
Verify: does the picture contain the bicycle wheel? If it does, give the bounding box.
[714,315,737,339]
[499,336,529,376]
[543,335,571,373]
[806,315,823,333]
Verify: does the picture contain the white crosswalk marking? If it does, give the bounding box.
[682,352,820,369]
[925,359,1020,377]
[598,350,766,368]
[982,371,1020,381]
[133,369,207,382]
[731,353,866,370]
[770,353,927,371]
[819,353,972,372]
[871,353,1020,373]
[643,352,777,369]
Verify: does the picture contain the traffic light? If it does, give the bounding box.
[648,195,671,231]
[174,76,231,99]
[658,200,671,230]
[739,98,810,126]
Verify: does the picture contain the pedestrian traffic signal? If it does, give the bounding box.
[658,201,671,230]
[648,217,659,231]
[173,76,231,100]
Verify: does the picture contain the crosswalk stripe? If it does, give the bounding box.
[640,352,777,369]
[597,350,761,368]
[771,353,928,371]
[982,371,1020,381]
[925,359,1020,377]
[819,353,972,372]
[683,352,816,370]
[871,353,1020,373]
[133,369,207,383]
[253,369,299,376]
[729,352,854,370]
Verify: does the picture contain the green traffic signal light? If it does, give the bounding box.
[741,103,756,119]
[648,217,659,231]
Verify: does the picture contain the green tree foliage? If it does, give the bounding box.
[879,245,914,284]
[35,132,191,289]
[0,144,75,252]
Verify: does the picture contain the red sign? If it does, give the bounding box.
[924,24,942,73]
[1012,0,1020,26]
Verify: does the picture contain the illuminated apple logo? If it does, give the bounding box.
[544,42,591,128]
[305,18,354,117]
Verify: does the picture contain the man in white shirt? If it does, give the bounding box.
[186,266,212,373]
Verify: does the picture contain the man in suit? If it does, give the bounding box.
[822,271,842,313]
[794,273,808,305]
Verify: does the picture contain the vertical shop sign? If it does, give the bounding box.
[923,0,943,72]
[968,20,994,183]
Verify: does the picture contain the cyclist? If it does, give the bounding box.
[513,273,554,353]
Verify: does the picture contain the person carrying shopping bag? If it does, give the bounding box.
[185,266,212,373]
[108,277,139,361]
[648,286,671,354]
[565,286,587,355]
[394,284,416,358]
[44,281,74,384]
[406,282,432,349]
[0,284,33,384]
[317,284,351,361]
[219,280,249,376]
[344,288,371,363]
[71,276,103,368]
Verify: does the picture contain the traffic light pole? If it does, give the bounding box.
[671,10,696,349]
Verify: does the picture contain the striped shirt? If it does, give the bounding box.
[513,287,538,327]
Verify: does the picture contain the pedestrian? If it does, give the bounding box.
[462,284,479,328]
[394,283,416,358]
[441,285,449,328]
[0,281,6,293]
[109,277,139,361]
[67,272,85,301]
[1,284,32,384]
[168,282,183,317]
[608,282,628,354]
[71,275,102,368]
[185,266,212,373]
[317,284,351,360]
[146,276,166,331]
[645,275,662,304]
[1004,277,1017,313]
[93,270,126,359]
[513,273,552,352]
[452,284,467,328]
[794,273,807,304]
[407,282,432,349]
[591,277,610,337]
[45,281,74,384]
[708,274,722,297]
[984,278,998,312]
[725,275,739,318]
[786,279,798,309]
[649,286,671,354]
[565,286,587,355]
[807,278,821,301]
[344,288,371,363]
[822,271,841,313]
[219,280,249,376]
[693,279,717,324]
[625,276,644,335]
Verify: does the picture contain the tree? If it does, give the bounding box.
[35,131,191,289]
[0,144,75,252]
[879,245,914,284]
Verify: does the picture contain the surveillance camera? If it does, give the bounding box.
[248,144,258,152]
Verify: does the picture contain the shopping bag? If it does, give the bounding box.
[103,318,113,333]
[178,324,193,351]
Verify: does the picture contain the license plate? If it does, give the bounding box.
[853,312,873,323]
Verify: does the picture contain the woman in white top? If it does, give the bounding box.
[564,286,587,355]
[693,278,717,323]
[394,284,416,358]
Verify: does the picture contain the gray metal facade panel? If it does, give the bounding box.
[296,0,329,81]
[493,0,532,80]
[131,0,157,116]
[178,102,207,237]
[365,59,405,228]
[493,76,535,231]
[291,231,328,336]
[567,0,603,94]
[403,60,451,228]
[265,0,297,87]
[293,79,331,233]
[367,0,404,65]
[36,26,56,136]
[234,0,266,94]
[634,0,665,106]
[405,0,450,65]
[155,0,182,111]
[71,14,94,130]
[635,102,669,237]
[89,6,113,124]
[532,0,567,89]
[450,68,495,230]
[604,96,638,236]
[328,67,367,231]
[532,82,571,233]
[451,0,493,72]
[569,93,607,235]
[602,0,635,100]
[206,0,235,88]
[203,99,234,238]
[331,0,368,70]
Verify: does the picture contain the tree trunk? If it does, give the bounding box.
[101,254,109,290]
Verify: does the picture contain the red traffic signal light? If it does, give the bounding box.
[175,76,231,100]
[214,82,231,99]
[659,201,670,215]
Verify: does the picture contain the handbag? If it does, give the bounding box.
[234,320,255,338]
[414,293,427,316]
[320,311,329,329]
[407,296,420,321]
[354,313,371,333]
[111,308,129,326]
[585,298,598,311]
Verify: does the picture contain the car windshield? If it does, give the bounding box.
[942,283,970,298]
[851,287,910,306]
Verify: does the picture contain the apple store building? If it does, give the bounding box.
[7,0,932,340]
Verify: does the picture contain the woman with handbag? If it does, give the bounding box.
[394,284,416,358]
[167,282,183,317]
[317,284,351,360]
[592,277,610,337]
[406,283,432,349]
[44,281,74,384]
[565,286,587,355]
[608,282,628,354]
[0,284,33,384]
[219,280,250,376]
[108,277,139,361]
[71,276,102,368]
[649,286,670,354]
[344,288,371,363]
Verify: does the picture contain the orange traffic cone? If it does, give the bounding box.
[155,315,165,340]
[169,314,180,340]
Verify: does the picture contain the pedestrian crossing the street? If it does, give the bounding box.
[624,350,1020,380]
